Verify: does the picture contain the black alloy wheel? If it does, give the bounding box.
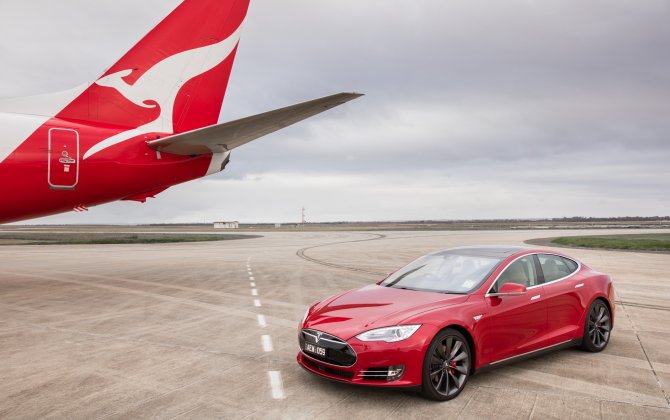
[582,300,611,352]
[421,328,471,401]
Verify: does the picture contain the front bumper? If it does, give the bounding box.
[296,327,435,387]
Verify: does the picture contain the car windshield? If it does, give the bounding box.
[381,253,502,294]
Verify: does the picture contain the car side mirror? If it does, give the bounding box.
[489,282,527,297]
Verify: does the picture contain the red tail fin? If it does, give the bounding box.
[58,0,250,134]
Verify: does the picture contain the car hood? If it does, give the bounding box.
[304,284,469,340]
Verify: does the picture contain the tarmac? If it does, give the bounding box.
[0,229,669,419]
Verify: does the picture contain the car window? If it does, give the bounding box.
[491,256,538,293]
[381,253,502,294]
[538,254,578,282]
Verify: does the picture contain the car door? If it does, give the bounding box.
[537,254,586,346]
[479,255,548,365]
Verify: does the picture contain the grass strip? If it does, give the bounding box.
[552,234,670,252]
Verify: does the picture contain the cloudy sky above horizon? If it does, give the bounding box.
[1,0,668,224]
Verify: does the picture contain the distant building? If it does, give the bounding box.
[214,221,239,229]
[275,223,282,228]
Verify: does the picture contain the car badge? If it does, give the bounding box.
[315,331,323,343]
[473,315,483,322]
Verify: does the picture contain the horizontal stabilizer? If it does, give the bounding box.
[147,92,363,156]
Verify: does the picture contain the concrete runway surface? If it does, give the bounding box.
[1,229,669,419]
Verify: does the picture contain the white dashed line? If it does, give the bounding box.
[261,335,274,352]
[257,314,267,327]
[249,276,255,281]
[251,288,258,296]
[267,371,286,399]
[254,299,262,307]
[250,282,256,288]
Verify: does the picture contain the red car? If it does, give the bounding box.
[297,246,614,401]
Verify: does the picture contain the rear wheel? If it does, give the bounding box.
[581,300,611,352]
[420,328,471,401]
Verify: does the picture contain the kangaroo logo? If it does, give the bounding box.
[83,25,242,159]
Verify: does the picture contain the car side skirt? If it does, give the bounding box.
[475,338,583,374]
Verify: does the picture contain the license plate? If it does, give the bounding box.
[304,343,326,357]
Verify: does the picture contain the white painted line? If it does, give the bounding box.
[254,299,262,307]
[250,282,256,288]
[267,371,286,399]
[251,289,258,296]
[261,335,274,352]
[249,276,255,281]
[257,314,267,327]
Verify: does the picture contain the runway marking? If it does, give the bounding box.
[250,282,256,288]
[261,335,273,352]
[251,288,258,296]
[267,371,286,399]
[254,299,262,307]
[249,276,255,281]
[257,314,267,328]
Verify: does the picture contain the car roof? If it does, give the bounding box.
[433,246,528,259]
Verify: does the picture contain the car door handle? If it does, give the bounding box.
[530,294,541,301]
[575,283,584,289]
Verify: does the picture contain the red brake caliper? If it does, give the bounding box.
[450,362,457,375]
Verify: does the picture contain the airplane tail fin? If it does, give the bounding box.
[58,0,250,134]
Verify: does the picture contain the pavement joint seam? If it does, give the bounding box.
[44,269,305,310]
[10,318,266,363]
[618,301,670,406]
[527,393,539,419]
[475,383,670,411]
[458,386,479,416]
[4,271,298,328]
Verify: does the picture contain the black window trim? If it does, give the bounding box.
[485,252,582,296]
[536,253,582,286]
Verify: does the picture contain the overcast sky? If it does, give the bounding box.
[1,0,668,224]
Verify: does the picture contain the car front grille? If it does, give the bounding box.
[303,357,355,379]
[300,329,357,367]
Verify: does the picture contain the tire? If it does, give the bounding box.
[581,299,611,352]
[420,328,471,401]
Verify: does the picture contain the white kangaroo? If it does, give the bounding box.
[84,26,242,159]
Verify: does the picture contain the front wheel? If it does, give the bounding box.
[581,300,611,352]
[420,328,471,401]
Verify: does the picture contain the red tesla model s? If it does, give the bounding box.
[297,246,614,401]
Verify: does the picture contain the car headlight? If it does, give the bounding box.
[355,325,421,343]
[301,308,309,325]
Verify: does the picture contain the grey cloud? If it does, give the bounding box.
[1,0,668,223]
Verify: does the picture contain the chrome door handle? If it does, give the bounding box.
[530,295,541,301]
[575,283,584,289]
